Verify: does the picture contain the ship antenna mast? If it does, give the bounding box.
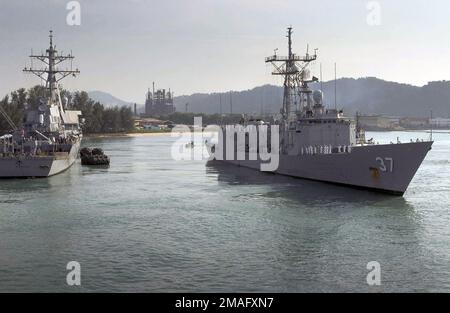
[334,62,337,110]
[320,63,323,93]
[430,110,433,141]
[23,30,80,105]
[265,27,318,121]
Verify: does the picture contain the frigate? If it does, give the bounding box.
[210,27,433,196]
[0,31,82,178]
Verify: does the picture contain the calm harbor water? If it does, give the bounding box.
[0,130,449,292]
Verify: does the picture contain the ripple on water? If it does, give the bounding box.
[0,132,449,292]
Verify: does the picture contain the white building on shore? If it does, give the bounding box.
[431,118,450,128]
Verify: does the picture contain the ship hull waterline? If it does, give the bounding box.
[0,140,80,178]
[210,141,433,196]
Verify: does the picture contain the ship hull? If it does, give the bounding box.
[0,140,80,178]
[211,141,433,196]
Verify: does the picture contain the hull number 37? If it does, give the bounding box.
[376,157,394,172]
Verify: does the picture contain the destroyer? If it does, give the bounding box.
[210,27,432,196]
[0,31,82,178]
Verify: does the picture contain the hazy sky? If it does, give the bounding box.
[1,0,449,103]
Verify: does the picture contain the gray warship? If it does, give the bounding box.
[0,31,82,178]
[210,27,433,196]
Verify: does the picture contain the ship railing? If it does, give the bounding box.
[265,55,316,63]
[300,145,353,156]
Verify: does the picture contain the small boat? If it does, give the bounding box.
[80,148,110,166]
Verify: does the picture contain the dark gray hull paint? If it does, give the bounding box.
[0,140,80,178]
[214,141,433,196]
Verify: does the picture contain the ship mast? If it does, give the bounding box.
[23,30,80,105]
[265,27,318,120]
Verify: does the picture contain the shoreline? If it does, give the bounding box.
[365,129,450,133]
[84,132,172,138]
[84,128,450,138]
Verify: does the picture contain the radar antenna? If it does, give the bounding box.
[23,30,80,105]
[265,27,318,120]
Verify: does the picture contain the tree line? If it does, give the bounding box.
[0,85,134,134]
[156,112,246,125]
[152,112,277,126]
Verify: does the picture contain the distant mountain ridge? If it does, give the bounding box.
[89,78,450,118]
[88,90,134,108]
[173,78,450,118]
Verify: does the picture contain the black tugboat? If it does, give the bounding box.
[80,148,110,166]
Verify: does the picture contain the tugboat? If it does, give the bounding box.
[80,148,110,166]
[0,31,82,177]
[210,27,433,196]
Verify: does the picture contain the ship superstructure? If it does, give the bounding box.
[0,31,82,177]
[211,27,433,195]
[264,27,364,155]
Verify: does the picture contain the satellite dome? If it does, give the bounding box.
[312,90,323,105]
